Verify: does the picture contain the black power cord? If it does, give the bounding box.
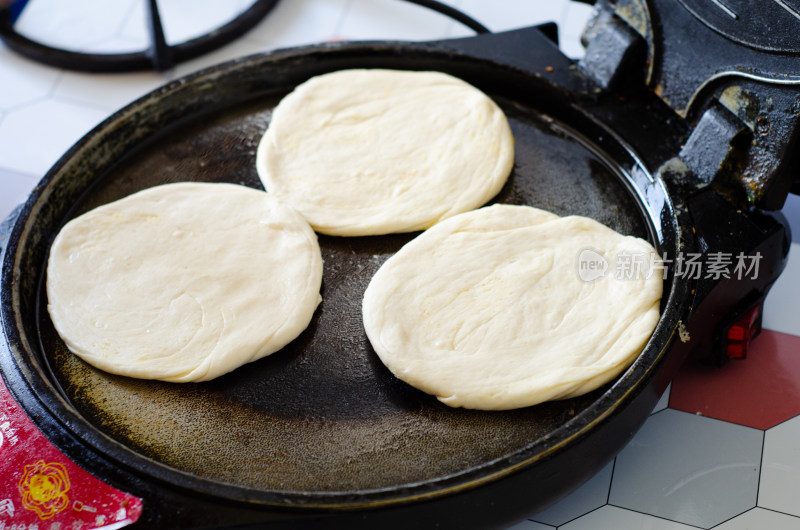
[399,0,491,34]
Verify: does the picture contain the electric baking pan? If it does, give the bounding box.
[0,7,794,528]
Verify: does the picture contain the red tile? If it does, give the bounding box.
[670,330,800,429]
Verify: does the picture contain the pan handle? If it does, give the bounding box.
[426,24,591,94]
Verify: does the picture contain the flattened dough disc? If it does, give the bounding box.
[46,182,323,382]
[256,69,514,236]
[362,204,662,410]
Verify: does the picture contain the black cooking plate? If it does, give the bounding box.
[1,28,714,529]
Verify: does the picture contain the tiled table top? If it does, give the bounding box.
[1,1,799,529]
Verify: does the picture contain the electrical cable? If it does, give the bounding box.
[399,0,491,34]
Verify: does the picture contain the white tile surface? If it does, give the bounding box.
[14,0,138,51]
[561,1,595,39]
[763,243,800,337]
[559,505,697,530]
[53,71,170,113]
[652,383,671,414]
[118,0,255,47]
[242,0,351,48]
[156,0,254,46]
[339,0,457,41]
[610,410,762,528]
[166,36,269,80]
[0,168,38,224]
[457,0,568,33]
[558,1,593,59]
[714,507,800,530]
[0,46,61,111]
[79,35,157,54]
[531,460,614,526]
[759,415,800,516]
[0,99,108,176]
[782,193,800,244]
[446,0,580,39]
[559,34,587,59]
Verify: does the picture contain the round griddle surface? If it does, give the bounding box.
[35,89,649,495]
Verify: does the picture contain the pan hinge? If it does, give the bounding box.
[677,104,752,189]
[677,83,800,210]
[578,13,645,92]
[580,0,800,210]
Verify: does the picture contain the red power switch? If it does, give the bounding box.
[725,304,762,360]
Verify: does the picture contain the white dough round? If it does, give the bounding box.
[362,204,662,410]
[46,182,323,383]
[256,69,514,236]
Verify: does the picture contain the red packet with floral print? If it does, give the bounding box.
[0,375,142,529]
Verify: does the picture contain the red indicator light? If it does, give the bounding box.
[727,326,746,342]
[725,305,761,360]
[726,343,746,359]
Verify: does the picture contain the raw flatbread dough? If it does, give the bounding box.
[256,69,514,236]
[46,182,323,383]
[362,204,662,410]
